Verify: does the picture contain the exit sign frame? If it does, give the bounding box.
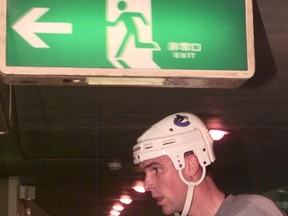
[0,0,254,88]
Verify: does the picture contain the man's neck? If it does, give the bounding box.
[188,176,225,216]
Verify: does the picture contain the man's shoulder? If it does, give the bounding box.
[215,194,285,216]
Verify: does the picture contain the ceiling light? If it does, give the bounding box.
[133,185,145,193]
[133,181,145,193]
[209,130,228,141]
[112,204,124,211]
[108,158,122,170]
[119,195,132,205]
[110,210,121,216]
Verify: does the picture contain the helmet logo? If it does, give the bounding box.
[174,115,191,127]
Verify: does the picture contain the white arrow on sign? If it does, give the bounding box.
[12,8,73,48]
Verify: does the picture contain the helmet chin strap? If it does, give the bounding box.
[174,167,207,216]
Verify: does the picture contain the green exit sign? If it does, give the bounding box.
[0,0,254,88]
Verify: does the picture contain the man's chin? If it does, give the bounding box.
[161,206,175,215]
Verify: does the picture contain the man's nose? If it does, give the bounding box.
[144,174,154,192]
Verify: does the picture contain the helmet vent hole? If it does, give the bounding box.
[203,148,206,152]
[143,143,153,149]
[162,141,175,146]
[162,138,176,146]
[169,128,173,132]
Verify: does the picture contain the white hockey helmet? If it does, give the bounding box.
[133,113,215,169]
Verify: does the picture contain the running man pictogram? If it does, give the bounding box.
[107,1,159,59]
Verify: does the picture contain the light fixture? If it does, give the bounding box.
[108,158,122,170]
[119,195,132,205]
[209,130,228,141]
[133,185,145,193]
[86,77,166,86]
[110,210,121,216]
[112,204,124,211]
[133,181,145,193]
[24,207,31,216]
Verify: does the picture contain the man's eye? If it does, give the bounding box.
[152,167,161,173]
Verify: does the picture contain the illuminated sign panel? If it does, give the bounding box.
[0,0,254,87]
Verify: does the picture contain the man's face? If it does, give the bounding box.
[140,155,188,215]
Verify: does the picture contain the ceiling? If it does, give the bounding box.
[1,0,288,215]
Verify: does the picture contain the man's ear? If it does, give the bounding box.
[184,154,200,178]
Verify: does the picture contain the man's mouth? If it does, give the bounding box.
[154,197,164,206]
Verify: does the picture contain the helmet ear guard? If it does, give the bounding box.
[133,113,215,170]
